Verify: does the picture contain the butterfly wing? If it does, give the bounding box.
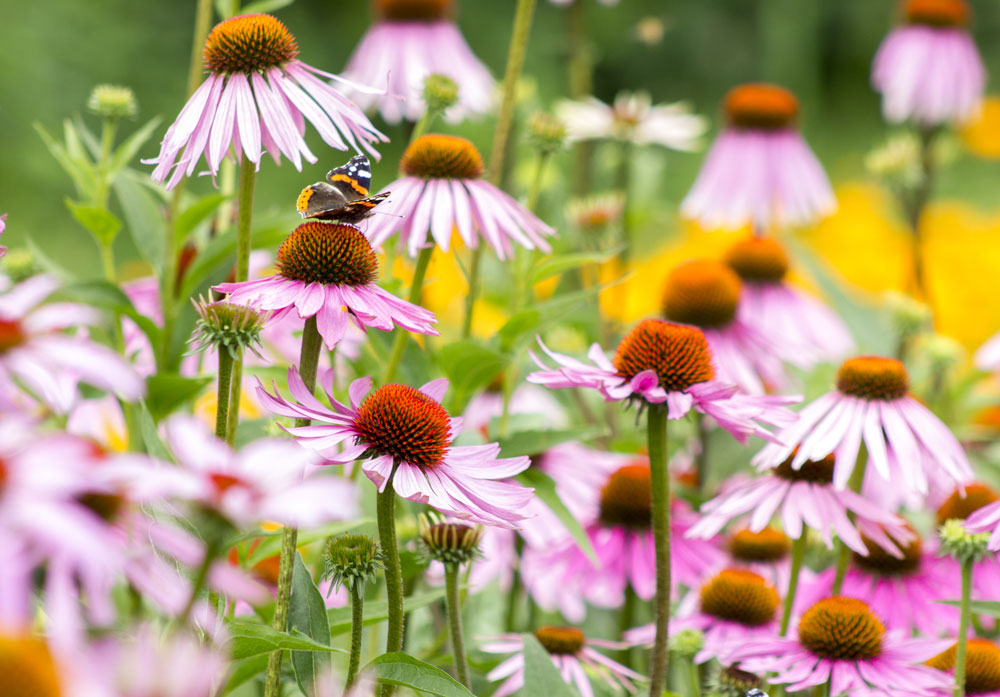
[326,155,372,198]
[297,181,352,219]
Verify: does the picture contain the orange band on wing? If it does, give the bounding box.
[329,174,368,196]
[296,187,314,213]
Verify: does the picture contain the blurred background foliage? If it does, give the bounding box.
[4,0,1000,348]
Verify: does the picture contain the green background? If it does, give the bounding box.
[2,0,998,274]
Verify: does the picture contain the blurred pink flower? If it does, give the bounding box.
[147,13,386,189]
[363,134,554,259]
[342,0,493,123]
[482,629,641,697]
[215,222,437,349]
[975,329,1000,373]
[556,91,706,149]
[257,372,533,527]
[0,275,144,413]
[0,213,6,258]
[754,356,973,499]
[527,319,799,443]
[682,83,835,231]
[872,0,985,125]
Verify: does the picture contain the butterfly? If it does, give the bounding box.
[296,155,390,224]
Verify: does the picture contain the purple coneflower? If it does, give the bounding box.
[342,0,493,124]
[256,373,533,528]
[661,259,791,394]
[872,0,985,126]
[754,355,973,497]
[682,82,835,231]
[527,318,798,441]
[937,483,1000,603]
[482,627,641,697]
[725,236,853,367]
[556,91,705,150]
[148,13,386,189]
[926,638,1000,696]
[688,452,913,558]
[627,568,781,665]
[215,222,438,349]
[0,275,144,414]
[363,134,554,259]
[729,596,953,696]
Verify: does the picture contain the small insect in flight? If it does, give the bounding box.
[295,154,389,224]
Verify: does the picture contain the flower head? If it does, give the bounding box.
[419,513,483,565]
[754,355,972,499]
[528,319,799,443]
[147,13,386,189]
[565,192,624,232]
[256,373,532,527]
[343,0,493,124]
[215,222,437,349]
[363,134,554,259]
[0,633,62,697]
[872,0,984,125]
[482,629,641,697]
[927,639,1000,695]
[189,297,268,360]
[323,533,382,592]
[557,91,706,149]
[0,275,144,413]
[729,596,953,696]
[682,82,835,231]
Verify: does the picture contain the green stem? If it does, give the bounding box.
[780,534,807,636]
[409,109,437,145]
[618,580,638,669]
[224,158,257,444]
[263,317,322,697]
[177,536,220,628]
[462,0,537,338]
[687,656,702,697]
[694,413,709,495]
[345,584,364,690]
[377,473,404,697]
[503,535,524,632]
[618,140,633,262]
[382,245,434,384]
[646,403,671,697]
[904,125,940,316]
[832,448,868,594]
[215,349,235,440]
[444,563,471,689]
[955,558,973,697]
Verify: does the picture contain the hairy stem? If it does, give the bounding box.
[215,349,235,440]
[377,472,404,697]
[955,558,973,697]
[345,584,364,690]
[646,403,671,697]
[445,563,471,688]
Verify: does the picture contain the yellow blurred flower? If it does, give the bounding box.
[960,96,1000,160]
[195,380,261,428]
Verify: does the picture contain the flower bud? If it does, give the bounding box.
[323,533,382,592]
[669,628,704,658]
[423,73,458,115]
[939,519,991,564]
[188,297,268,360]
[87,84,139,120]
[418,513,483,566]
[527,110,567,154]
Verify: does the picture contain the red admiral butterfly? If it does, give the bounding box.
[296,155,389,224]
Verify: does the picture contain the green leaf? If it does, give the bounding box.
[177,193,231,245]
[364,652,475,697]
[65,199,121,246]
[517,469,598,565]
[113,171,166,274]
[228,622,346,660]
[937,599,1000,617]
[522,634,576,697]
[289,553,332,694]
[59,280,161,348]
[529,245,623,285]
[328,589,447,636]
[35,122,95,200]
[219,654,269,695]
[498,310,541,351]
[145,373,211,421]
[137,401,172,460]
[246,520,370,567]
[436,340,507,408]
[109,116,162,176]
[494,426,609,458]
[178,220,288,300]
[242,0,296,13]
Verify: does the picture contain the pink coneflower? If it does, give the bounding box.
[725,236,853,367]
[529,318,798,440]
[482,627,642,697]
[159,415,358,529]
[626,568,781,665]
[256,373,533,527]
[362,134,554,259]
[872,0,985,126]
[342,0,493,124]
[681,83,835,231]
[728,596,953,696]
[521,462,726,620]
[556,91,706,150]
[926,639,1000,696]
[754,356,972,498]
[148,13,386,189]
[661,259,791,393]
[0,213,6,258]
[0,275,144,413]
[975,330,1000,373]
[688,452,913,557]
[215,222,437,349]
[799,527,961,637]
[937,483,1000,602]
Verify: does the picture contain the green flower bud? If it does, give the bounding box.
[423,74,458,114]
[188,297,268,360]
[527,110,567,154]
[418,513,483,566]
[939,519,992,564]
[323,534,382,593]
[883,290,932,337]
[669,628,704,659]
[87,84,138,120]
